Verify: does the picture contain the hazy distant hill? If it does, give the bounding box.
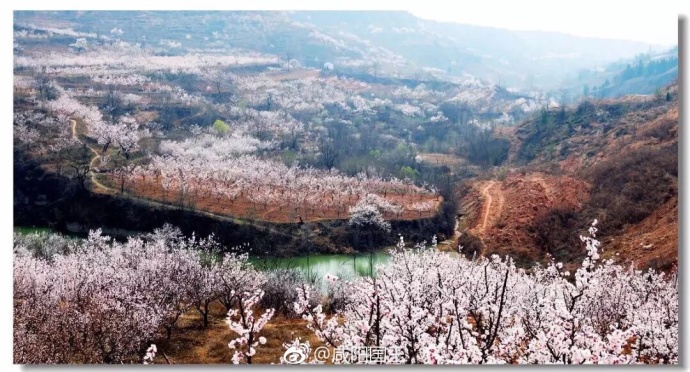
[557,47,678,101]
[290,11,662,89]
[14,10,665,90]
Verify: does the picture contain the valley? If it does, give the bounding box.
[11,10,679,366]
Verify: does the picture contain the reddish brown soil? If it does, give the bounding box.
[464,173,590,264]
[605,194,678,270]
[153,301,325,365]
[101,177,441,223]
[467,87,678,269]
[557,105,679,174]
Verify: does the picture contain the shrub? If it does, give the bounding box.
[212,119,229,135]
[259,268,319,318]
[457,231,484,258]
[533,208,586,263]
[585,144,677,233]
[534,144,677,265]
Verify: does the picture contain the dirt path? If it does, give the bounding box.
[87,147,114,193]
[437,216,461,251]
[85,142,108,192]
[476,180,505,235]
[69,118,297,237]
[66,119,430,238]
[70,118,77,139]
[70,119,113,194]
[480,182,494,231]
[496,185,505,227]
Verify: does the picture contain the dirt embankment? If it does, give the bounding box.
[605,195,678,270]
[100,176,441,224]
[462,173,589,266]
[468,87,679,269]
[558,105,679,174]
[463,169,677,270]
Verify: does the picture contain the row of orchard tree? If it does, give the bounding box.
[14,221,677,364]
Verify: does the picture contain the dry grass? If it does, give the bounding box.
[154,301,325,365]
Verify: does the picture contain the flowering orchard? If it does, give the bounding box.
[293,222,678,364]
[108,152,439,222]
[13,221,677,364]
[12,14,677,365]
[13,28,549,227]
[13,225,272,364]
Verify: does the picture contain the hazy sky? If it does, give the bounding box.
[407,0,681,46]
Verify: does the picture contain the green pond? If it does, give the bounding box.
[250,250,457,291]
[14,226,55,235]
[14,226,394,290]
[250,252,391,283]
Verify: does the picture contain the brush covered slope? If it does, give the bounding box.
[460,82,678,270]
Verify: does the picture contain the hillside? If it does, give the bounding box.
[13,10,678,265]
[12,10,679,366]
[13,10,659,90]
[460,82,678,270]
[559,47,678,101]
[514,83,678,171]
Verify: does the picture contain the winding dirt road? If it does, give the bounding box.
[70,118,77,138]
[480,181,495,231]
[68,119,297,238]
[70,119,111,193]
[476,180,505,235]
[437,217,462,251]
[86,145,110,193]
[473,174,561,235]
